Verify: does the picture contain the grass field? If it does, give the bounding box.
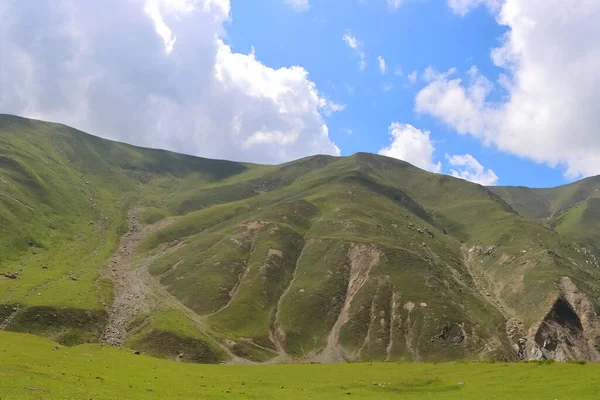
[1,331,599,399]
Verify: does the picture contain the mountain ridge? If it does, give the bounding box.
[2,114,600,364]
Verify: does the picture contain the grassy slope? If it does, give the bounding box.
[2,331,600,400]
[142,154,516,361]
[491,176,600,249]
[143,152,600,362]
[0,114,251,347]
[3,115,600,364]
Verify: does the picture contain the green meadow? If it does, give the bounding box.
[1,331,599,399]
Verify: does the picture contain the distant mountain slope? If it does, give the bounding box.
[491,176,600,249]
[2,115,600,363]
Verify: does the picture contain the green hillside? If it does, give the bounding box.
[3,114,600,365]
[491,176,600,249]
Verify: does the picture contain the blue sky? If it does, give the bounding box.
[227,0,561,187]
[2,0,599,188]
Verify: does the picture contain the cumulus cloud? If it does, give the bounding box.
[284,0,310,12]
[377,56,387,74]
[417,0,600,178]
[0,0,341,164]
[343,32,366,71]
[416,66,493,135]
[446,153,499,185]
[379,123,441,172]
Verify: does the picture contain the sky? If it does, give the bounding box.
[1,0,600,188]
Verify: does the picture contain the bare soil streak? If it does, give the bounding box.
[385,292,398,361]
[318,243,381,363]
[100,209,170,346]
[403,301,420,361]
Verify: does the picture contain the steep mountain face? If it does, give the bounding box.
[2,115,600,363]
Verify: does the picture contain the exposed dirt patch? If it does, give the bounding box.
[463,246,511,315]
[385,292,399,361]
[356,283,380,360]
[498,253,514,265]
[100,209,171,346]
[526,277,600,361]
[510,274,525,295]
[99,207,248,364]
[462,245,516,355]
[268,249,283,258]
[241,220,264,231]
[318,243,381,363]
[403,300,420,361]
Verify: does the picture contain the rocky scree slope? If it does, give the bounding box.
[2,115,600,363]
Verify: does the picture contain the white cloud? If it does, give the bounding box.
[284,0,310,12]
[0,0,340,164]
[447,0,502,16]
[343,32,366,71]
[379,123,441,172]
[318,98,346,116]
[387,0,404,10]
[415,66,493,135]
[422,66,457,83]
[446,154,499,185]
[407,70,418,84]
[416,0,600,178]
[343,33,358,49]
[382,83,394,92]
[377,56,387,74]
[394,65,403,76]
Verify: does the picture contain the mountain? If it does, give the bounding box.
[490,178,600,250]
[2,115,600,364]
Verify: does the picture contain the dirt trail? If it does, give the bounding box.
[100,209,170,346]
[0,191,35,212]
[136,251,252,365]
[204,223,263,318]
[318,243,381,363]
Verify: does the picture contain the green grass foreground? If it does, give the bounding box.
[1,332,600,399]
